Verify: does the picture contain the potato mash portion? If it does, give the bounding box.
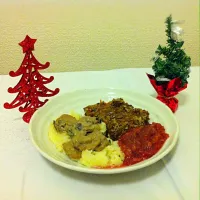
[48,111,124,168]
[49,111,107,153]
[79,141,124,168]
[48,123,70,152]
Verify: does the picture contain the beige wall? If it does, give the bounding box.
[0,0,199,74]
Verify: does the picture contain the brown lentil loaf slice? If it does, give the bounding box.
[84,98,150,141]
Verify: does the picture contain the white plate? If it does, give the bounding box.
[29,88,179,174]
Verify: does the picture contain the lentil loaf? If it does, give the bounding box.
[84,98,150,140]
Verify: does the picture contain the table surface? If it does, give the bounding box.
[0,67,199,200]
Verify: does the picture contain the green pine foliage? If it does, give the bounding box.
[152,15,191,85]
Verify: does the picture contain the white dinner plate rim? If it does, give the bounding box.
[29,87,179,174]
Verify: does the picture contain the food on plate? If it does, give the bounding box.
[63,130,109,159]
[48,123,70,152]
[118,122,169,166]
[54,114,106,136]
[84,98,150,140]
[79,141,124,168]
[49,113,109,159]
[54,114,77,134]
[48,98,169,169]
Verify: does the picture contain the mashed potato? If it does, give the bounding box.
[48,120,107,153]
[99,122,107,134]
[48,112,124,168]
[69,110,82,120]
[48,111,81,152]
[79,141,124,168]
[48,123,70,152]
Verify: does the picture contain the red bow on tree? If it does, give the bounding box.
[147,74,187,112]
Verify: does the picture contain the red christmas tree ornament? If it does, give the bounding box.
[4,35,60,123]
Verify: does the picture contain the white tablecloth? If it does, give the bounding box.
[0,67,199,200]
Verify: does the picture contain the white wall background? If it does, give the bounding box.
[0,0,199,74]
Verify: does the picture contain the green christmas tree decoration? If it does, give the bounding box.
[152,15,191,85]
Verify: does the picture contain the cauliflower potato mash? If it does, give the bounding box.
[48,111,124,168]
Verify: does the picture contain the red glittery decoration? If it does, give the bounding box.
[147,73,187,113]
[4,35,60,123]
